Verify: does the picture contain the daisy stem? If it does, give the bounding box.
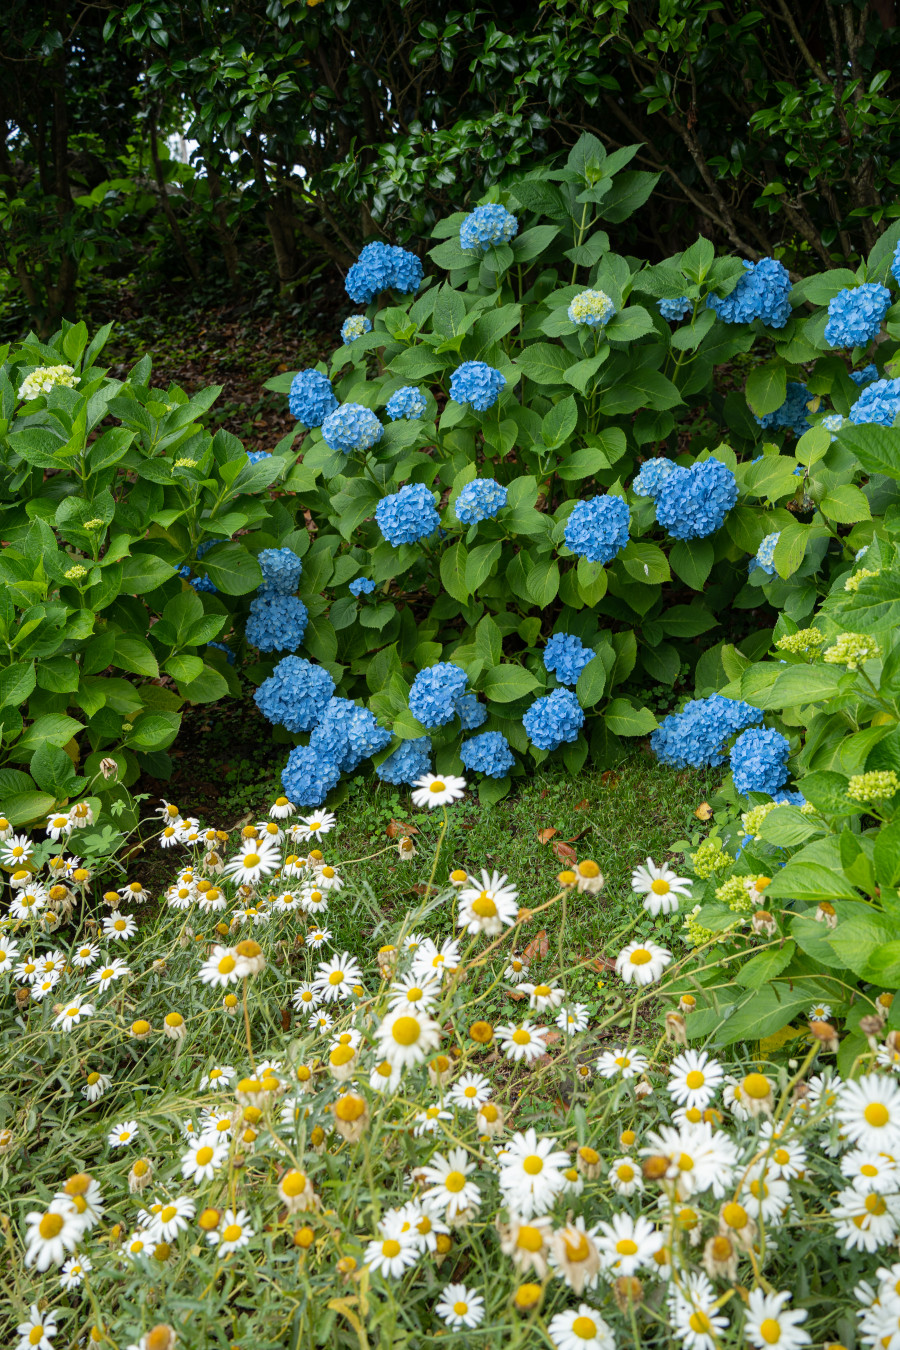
[242,978,256,1073]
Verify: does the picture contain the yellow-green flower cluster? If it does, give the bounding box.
[844,568,880,594]
[740,801,777,841]
[689,835,732,879]
[775,628,826,656]
[847,770,900,802]
[17,363,80,401]
[823,632,881,670]
[681,903,730,947]
[64,564,88,580]
[715,874,757,913]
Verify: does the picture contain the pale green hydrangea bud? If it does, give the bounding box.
[567,289,616,327]
[847,770,900,802]
[64,564,88,580]
[844,567,880,594]
[774,628,826,655]
[18,364,80,401]
[689,836,732,879]
[681,903,733,947]
[715,875,757,913]
[83,518,104,530]
[823,632,880,670]
[740,801,777,841]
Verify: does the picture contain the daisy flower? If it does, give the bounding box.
[411,937,462,982]
[596,1211,662,1276]
[744,1288,810,1350]
[504,956,529,982]
[200,1107,235,1142]
[370,1059,403,1094]
[520,980,565,1013]
[182,1139,228,1183]
[223,839,280,886]
[840,1147,898,1193]
[668,1271,730,1350]
[377,1007,442,1070]
[740,1167,791,1225]
[631,857,692,915]
[59,1253,92,1290]
[0,937,19,973]
[87,957,130,992]
[15,955,40,984]
[45,811,73,841]
[435,1282,485,1330]
[499,1128,571,1218]
[615,939,672,986]
[314,951,363,1002]
[309,1011,333,1035]
[82,1071,111,1102]
[363,1230,420,1278]
[306,927,331,948]
[291,983,320,1013]
[758,1122,807,1181]
[299,885,328,916]
[198,945,240,988]
[16,1305,57,1350]
[200,1064,235,1091]
[269,795,296,819]
[31,974,60,1001]
[119,880,151,903]
[208,1207,254,1255]
[419,1147,481,1223]
[667,1049,724,1110]
[108,1119,139,1148]
[72,941,99,968]
[9,888,47,921]
[316,863,343,891]
[1,832,32,866]
[497,1020,549,1064]
[53,997,95,1032]
[457,869,519,935]
[37,949,66,977]
[556,1004,590,1036]
[547,1304,616,1350]
[836,1074,900,1152]
[293,811,336,841]
[448,1073,492,1110]
[608,1156,643,1197]
[388,971,441,1012]
[102,912,138,941]
[145,1195,196,1241]
[413,1105,453,1136]
[411,773,467,810]
[23,1201,82,1269]
[809,1002,832,1021]
[596,1047,649,1080]
[122,1229,152,1261]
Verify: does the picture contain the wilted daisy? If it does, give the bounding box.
[435,1282,485,1329]
[208,1207,254,1254]
[615,940,672,986]
[314,951,363,1002]
[457,869,519,935]
[82,1071,111,1102]
[411,773,467,810]
[119,880,151,904]
[499,1128,571,1218]
[108,1119,139,1148]
[596,1047,649,1080]
[497,1020,549,1064]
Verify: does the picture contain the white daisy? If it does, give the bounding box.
[448,1073,492,1111]
[1,833,32,866]
[376,1007,442,1070]
[667,1049,724,1110]
[82,1071,111,1102]
[16,1304,57,1350]
[631,857,692,915]
[498,1128,571,1218]
[457,869,519,935]
[363,1229,420,1278]
[411,937,462,983]
[102,912,138,942]
[293,811,336,841]
[504,956,529,983]
[59,1253,92,1290]
[668,1271,730,1350]
[269,795,296,819]
[87,957,130,992]
[199,1064,235,1091]
[0,937,19,973]
[596,1211,662,1276]
[181,1139,228,1183]
[53,997,95,1032]
[840,1147,899,1193]
[369,1059,403,1094]
[316,863,343,891]
[208,1207,254,1254]
[108,1119,139,1148]
[837,1074,900,1152]
[419,1147,481,1223]
[306,927,332,949]
[198,945,240,988]
[833,1184,900,1252]
[556,1004,590,1036]
[497,1020,549,1064]
[596,1046,649,1080]
[615,939,672,986]
[72,941,99,968]
[410,773,467,810]
[547,1304,616,1350]
[414,1105,453,1136]
[388,971,441,1012]
[8,888,47,921]
[435,1282,485,1329]
[23,1201,82,1269]
[608,1156,643,1197]
[314,951,363,1002]
[744,1288,810,1350]
[520,980,565,1013]
[223,839,280,886]
[144,1195,196,1241]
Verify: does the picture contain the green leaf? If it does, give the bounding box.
[440,542,469,603]
[668,539,714,591]
[510,225,560,263]
[828,912,895,978]
[465,541,502,593]
[575,657,607,708]
[819,483,872,524]
[481,665,540,703]
[200,543,264,596]
[658,603,717,637]
[0,661,36,708]
[526,559,560,607]
[798,770,854,814]
[165,654,205,684]
[113,635,160,679]
[36,656,80,694]
[680,236,716,283]
[478,774,512,806]
[875,823,900,889]
[120,553,176,594]
[125,711,182,751]
[765,860,859,902]
[180,665,230,704]
[541,396,578,448]
[839,426,900,481]
[475,615,503,668]
[0,790,57,827]
[30,741,79,797]
[710,983,822,1047]
[735,942,796,990]
[620,540,670,585]
[745,362,787,417]
[604,699,658,736]
[604,306,655,342]
[758,805,823,846]
[19,713,84,750]
[303,616,339,664]
[515,342,577,386]
[750,665,847,710]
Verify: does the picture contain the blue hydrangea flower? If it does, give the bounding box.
[460,731,515,779]
[893,240,900,286]
[409,663,469,728]
[376,736,432,786]
[772,789,805,806]
[349,577,376,597]
[341,314,372,344]
[288,369,339,427]
[456,694,487,731]
[856,545,869,561]
[707,258,792,328]
[258,547,303,595]
[245,592,308,652]
[850,364,879,386]
[344,241,423,303]
[460,204,518,252]
[650,693,763,769]
[309,698,358,767]
[568,289,615,327]
[254,656,335,734]
[658,296,692,322]
[633,458,675,497]
[543,633,594,687]
[455,478,508,524]
[376,483,440,546]
[822,413,845,441]
[754,382,811,437]
[386,386,427,421]
[282,744,342,808]
[344,706,392,772]
[321,403,383,454]
[449,361,506,413]
[206,641,235,665]
[849,378,900,428]
[650,459,738,540]
[564,495,630,564]
[730,727,790,796]
[750,532,780,577]
[177,564,218,594]
[824,284,891,349]
[247,450,271,465]
[523,688,585,751]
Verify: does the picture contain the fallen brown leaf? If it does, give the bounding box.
[522,929,549,962]
[552,840,577,864]
[386,819,419,838]
[601,771,621,788]
[508,989,526,1001]
[544,1030,562,1044]
[575,799,590,811]
[280,1008,292,1031]
[537,827,558,844]
[695,802,713,820]
[590,955,617,973]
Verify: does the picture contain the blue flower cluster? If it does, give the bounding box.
[349,577,376,597]
[245,591,309,653]
[824,283,891,349]
[637,458,738,541]
[658,296,692,322]
[459,204,518,252]
[849,378,900,428]
[568,290,615,327]
[632,458,674,497]
[706,258,792,328]
[850,364,879,386]
[255,656,335,734]
[206,641,235,665]
[376,483,440,546]
[455,478,508,524]
[543,633,595,687]
[311,697,390,773]
[177,564,217,594]
[460,731,515,779]
[456,693,488,731]
[258,547,303,594]
[288,369,338,427]
[282,746,342,808]
[650,693,763,769]
[564,495,630,564]
[750,532,780,576]
[341,315,372,344]
[523,688,585,751]
[449,361,506,412]
[409,662,469,728]
[246,450,271,465]
[345,242,423,304]
[773,789,805,807]
[754,382,811,437]
[730,726,790,796]
[376,735,432,786]
[386,386,427,421]
[822,413,845,441]
[321,403,384,454]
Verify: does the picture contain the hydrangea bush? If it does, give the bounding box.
[259,135,900,808]
[5,787,900,1350]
